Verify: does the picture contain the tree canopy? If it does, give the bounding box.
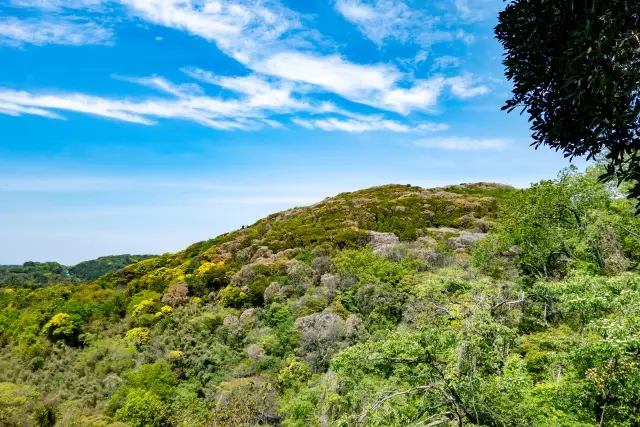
[496,0,640,203]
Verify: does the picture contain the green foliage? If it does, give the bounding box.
[114,389,169,427]
[0,255,156,289]
[219,285,248,308]
[42,313,80,340]
[496,0,640,203]
[124,328,150,347]
[473,166,636,279]
[70,254,157,282]
[1,177,639,426]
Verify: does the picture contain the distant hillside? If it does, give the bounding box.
[0,254,157,288]
[69,255,158,282]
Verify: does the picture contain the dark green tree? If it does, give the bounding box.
[496,0,640,203]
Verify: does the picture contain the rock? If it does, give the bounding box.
[223,315,239,326]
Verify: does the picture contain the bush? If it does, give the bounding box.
[114,389,168,427]
[161,282,190,308]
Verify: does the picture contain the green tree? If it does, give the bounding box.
[496,0,640,203]
[114,389,168,427]
[474,167,631,279]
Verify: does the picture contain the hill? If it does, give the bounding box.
[1,170,640,427]
[0,254,157,288]
[94,182,512,294]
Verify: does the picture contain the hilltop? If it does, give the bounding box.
[95,182,513,293]
[1,169,640,427]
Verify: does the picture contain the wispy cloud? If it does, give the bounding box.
[0,69,447,131]
[0,0,491,130]
[334,0,426,46]
[10,0,107,11]
[414,136,509,150]
[446,75,490,98]
[0,16,113,46]
[432,56,462,70]
[334,0,475,48]
[454,0,501,22]
[119,0,302,64]
[117,0,489,114]
[292,117,448,133]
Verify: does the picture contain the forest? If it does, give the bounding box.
[1,165,640,426]
[0,256,157,288]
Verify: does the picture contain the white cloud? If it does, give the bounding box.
[334,0,423,45]
[446,75,490,98]
[379,77,445,114]
[454,0,501,22]
[182,67,301,109]
[334,0,475,48]
[0,70,448,132]
[432,56,462,70]
[0,17,113,46]
[113,0,489,115]
[292,116,448,133]
[10,0,107,10]
[0,101,66,119]
[119,0,301,64]
[414,136,509,150]
[256,52,398,99]
[0,0,491,129]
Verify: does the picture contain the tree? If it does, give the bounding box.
[495,0,640,203]
[114,389,169,427]
[473,166,631,279]
[161,282,190,308]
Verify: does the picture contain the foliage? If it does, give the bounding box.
[473,166,638,279]
[0,255,156,289]
[496,0,640,203]
[1,176,639,426]
[114,389,169,427]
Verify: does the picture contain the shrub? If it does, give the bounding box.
[219,285,248,308]
[161,282,190,308]
[124,328,149,348]
[114,389,168,427]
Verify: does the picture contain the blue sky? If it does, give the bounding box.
[0,0,584,264]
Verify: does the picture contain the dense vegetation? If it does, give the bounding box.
[1,168,639,426]
[0,255,157,288]
[496,0,640,203]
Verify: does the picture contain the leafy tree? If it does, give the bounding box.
[473,166,632,279]
[114,389,169,427]
[496,0,640,202]
[124,328,150,348]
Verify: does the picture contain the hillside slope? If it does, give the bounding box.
[2,170,639,427]
[97,182,512,293]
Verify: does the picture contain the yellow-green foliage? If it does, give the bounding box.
[168,350,183,359]
[219,285,248,308]
[155,305,173,317]
[132,299,158,317]
[124,328,149,346]
[42,313,76,338]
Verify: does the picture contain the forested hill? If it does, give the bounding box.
[0,255,157,288]
[2,169,640,427]
[93,182,512,293]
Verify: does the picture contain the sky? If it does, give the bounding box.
[0,0,585,265]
